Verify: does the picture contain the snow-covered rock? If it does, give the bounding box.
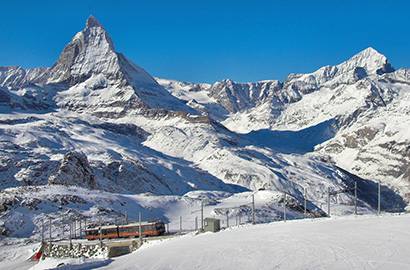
[48,151,97,189]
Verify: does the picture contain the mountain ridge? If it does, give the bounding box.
[0,15,409,238]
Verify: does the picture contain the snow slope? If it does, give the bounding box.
[29,214,410,270]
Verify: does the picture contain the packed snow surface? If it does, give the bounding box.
[23,213,410,270]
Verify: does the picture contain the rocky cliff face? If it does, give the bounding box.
[48,151,97,189]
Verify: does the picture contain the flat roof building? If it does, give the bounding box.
[204,218,220,232]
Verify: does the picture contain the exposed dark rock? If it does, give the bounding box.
[48,151,97,189]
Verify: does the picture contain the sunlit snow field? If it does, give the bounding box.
[4,213,407,270]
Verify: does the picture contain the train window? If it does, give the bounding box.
[108,228,117,234]
[86,230,98,236]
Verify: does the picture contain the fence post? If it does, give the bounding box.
[195,216,198,231]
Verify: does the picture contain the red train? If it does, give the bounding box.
[85,221,166,240]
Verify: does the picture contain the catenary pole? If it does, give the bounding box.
[304,188,307,218]
[49,216,52,243]
[201,201,204,230]
[354,181,357,216]
[41,218,44,243]
[252,193,255,225]
[99,216,102,245]
[139,212,142,240]
[378,181,381,215]
[327,187,331,217]
[283,192,287,222]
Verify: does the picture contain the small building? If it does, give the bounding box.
[204,218,220,232]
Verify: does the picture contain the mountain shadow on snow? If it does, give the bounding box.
[242,119,337,154]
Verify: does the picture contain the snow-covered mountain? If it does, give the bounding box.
[0,15,407,238]
[159,47,410,202]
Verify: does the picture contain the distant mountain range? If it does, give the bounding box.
[0,15,408,237]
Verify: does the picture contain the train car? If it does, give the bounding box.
[118,221,165,238]
[85,221,165,240]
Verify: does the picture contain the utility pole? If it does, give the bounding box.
[327,187,331,217]
[201,201,204,230]
[99,216,102,246]
[69,221,72,246]
[49,216,52,243]
[304,188,307,218]
[354,181,357,216]
[283,192,287,222]
[84,217,87,240]
[252,193,255,225]
[41,218,44,243]
[125,211,128,225]
[378,181,381,216]
[139,212,142,240]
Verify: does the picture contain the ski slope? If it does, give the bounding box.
[29,213,410,270]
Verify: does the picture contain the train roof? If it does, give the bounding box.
[85,220,163,230]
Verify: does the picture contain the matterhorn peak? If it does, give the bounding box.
[86,15,104,29]
[46,15,121,84]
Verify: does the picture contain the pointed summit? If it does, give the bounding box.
[86,15,104,29]
[47,15,120,84]
[340,47,395,75]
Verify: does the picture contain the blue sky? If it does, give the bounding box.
[1,1,409,83]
